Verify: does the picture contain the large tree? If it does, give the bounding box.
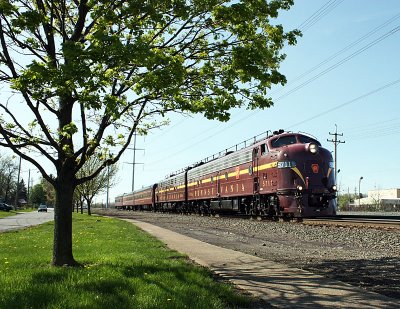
[0,0,300,266]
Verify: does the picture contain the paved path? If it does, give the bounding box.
[0,210,54,232]
[125,218,400,309]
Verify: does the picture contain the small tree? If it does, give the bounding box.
[17,178,28,204]
[0,154,18,204]
[337,193,351,211]
[42,178,56,207]
[73,188,85,214]
[30,183,46,206]
[370,189,382,211]
[76,156,118,215]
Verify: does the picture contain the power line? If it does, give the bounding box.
[344,117,400,134]
[275,26,400,102]
[344,120,400,140]
[286,77,400,129]
[146,117,186,143]
[271,12,400,98]
[297,0,344,32]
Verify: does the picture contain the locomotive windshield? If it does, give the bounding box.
[270,135,297,148]
[298,135,321,146]
[270,134,321,148]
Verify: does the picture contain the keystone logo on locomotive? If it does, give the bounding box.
[311,164,319,174]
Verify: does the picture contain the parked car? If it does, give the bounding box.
[0,203,12,212]
[37,204,47,212]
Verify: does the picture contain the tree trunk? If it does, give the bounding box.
[86,198,92,216]
[53,95,78,266]
[52,177,78,266]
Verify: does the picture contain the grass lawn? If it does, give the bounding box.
[0,213,252,308]
[0,210,19,219]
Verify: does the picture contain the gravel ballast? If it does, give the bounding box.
[97,210,400,300]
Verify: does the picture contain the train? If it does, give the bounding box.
[115,130,337,219]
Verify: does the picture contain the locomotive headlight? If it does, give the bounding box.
[297,185,303,191]
[277,161,297,168]
[331,185,337,192]
[309,143,319,154]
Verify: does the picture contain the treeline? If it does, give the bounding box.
[0,153,56,207]
[0,154,26,206]
[1,153,118,212]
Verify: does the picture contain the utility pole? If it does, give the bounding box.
[126,133,144,193]
[14,156,21,210]
[106,165,110,209]
[27,169,31,205]
[327,124,345,183]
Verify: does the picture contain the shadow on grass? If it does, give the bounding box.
[3,276,62,309]
[32,270,66,284]
[1,260,249,309]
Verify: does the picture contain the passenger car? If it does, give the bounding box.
[37,204,48,212]
[0,203,12,212]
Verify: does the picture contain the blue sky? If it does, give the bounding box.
[107,0,400,203]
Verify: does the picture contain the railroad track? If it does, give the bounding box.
[302,215,400,230]
[213,213,400,229]
[101,209,400,230]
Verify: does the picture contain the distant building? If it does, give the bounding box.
[18,198,27,206]
[370,188,400,199]
[356,188,400,208]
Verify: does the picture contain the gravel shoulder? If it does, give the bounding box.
[96,210,400,300]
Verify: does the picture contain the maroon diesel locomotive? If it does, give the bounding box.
[115,130,337,218]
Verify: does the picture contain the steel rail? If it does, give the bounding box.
[302,215,400,230]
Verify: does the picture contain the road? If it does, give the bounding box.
[0,209,54,232]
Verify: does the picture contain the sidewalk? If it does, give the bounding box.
[125,218,399,309]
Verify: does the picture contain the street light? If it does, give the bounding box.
[358,176,363,207]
